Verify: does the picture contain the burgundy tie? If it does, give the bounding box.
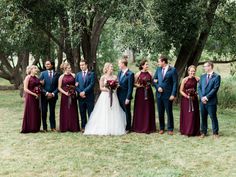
[83,71,86,81]
[49,71,52,80]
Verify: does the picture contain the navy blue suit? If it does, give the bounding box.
[39,70,60,130]
[117,69,134,130]
[153,66,178,131]
[75,71,95,129]
[198,72,221,135]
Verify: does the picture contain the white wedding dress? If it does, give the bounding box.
[84,77,126,136]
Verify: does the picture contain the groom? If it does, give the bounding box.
[39,60,60,132]
[198,61,221,138]
[153,56,178,135]
[117,57,134,132]
[75,60,95,132]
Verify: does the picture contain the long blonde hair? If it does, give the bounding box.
[60,62,71,72]
[26,65,38,75]
[103,62,112,74]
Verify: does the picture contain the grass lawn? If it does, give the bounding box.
[0,90,236,177]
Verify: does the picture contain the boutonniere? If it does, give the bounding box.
[124,71,129,76]
[87,71,91,76]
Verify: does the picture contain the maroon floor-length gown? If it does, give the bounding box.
[180,77,200,136]
[21,76,41,133]
[60,74,80,132]
[132,72,156,133]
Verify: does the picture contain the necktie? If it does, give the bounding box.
[162,68,165,79]
[206,74,210,84]
[83,71,86,81]
[49,71,52,80]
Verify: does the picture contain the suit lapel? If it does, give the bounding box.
[164,66,172,78]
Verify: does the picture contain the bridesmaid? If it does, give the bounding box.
[132,59,156,133]
[179,65,200,136]
[21,65,41,133]
[58,62,80,132]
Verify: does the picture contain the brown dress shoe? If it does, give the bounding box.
[168,131,174,135]
[51,128,57,132]
[159,130,164,134]
[81,128,85,133]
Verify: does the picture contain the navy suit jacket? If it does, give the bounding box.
[117,69,134,102]
[198,72,221,105]
[39,70,60,99]
[75,71,95,101]
[153,66,178,99]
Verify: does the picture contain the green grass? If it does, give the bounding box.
[0,78,13,86]
[0,90,236,177]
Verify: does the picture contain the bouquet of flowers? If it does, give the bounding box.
[105,80,118,107]
[66,84,76,108]
[138,76,152,100]
[33,85,41,96]
[186,88,197,112]
[33,85,42,109]
[186,88,197,97]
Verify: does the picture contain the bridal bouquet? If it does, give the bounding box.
[138,76,151,100]
[66,84,76,108]
[186,88,197,112]
[105,80,118,107]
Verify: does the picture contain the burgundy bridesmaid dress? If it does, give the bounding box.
[21,76,41,133]
[180,77,200,136]
[132,72,156,133]
[59,74,80,132]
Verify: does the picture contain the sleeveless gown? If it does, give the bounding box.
[180,77,200,136]
[132,72,156,133]
[84,78,126,135]
[21,76,41,133]
[59,74,80,132]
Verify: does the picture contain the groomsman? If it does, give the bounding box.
[153,56,178,135]
[198,61,221,138]
[75,60,95,132]
[117,57,134,132]
[40,60,60,132]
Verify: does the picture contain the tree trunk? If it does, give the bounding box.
[175,0,220,79]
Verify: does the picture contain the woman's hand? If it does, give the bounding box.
[34,93,39,99]
[40,80,45,85]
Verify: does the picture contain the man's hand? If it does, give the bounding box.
[169,95,175,101]
[80,91,86,98]
[158,87,163,93]
[125,99,130,105]
[201,96,208,104]
[47,93,53,99]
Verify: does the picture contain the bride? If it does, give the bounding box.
[84,63,127,135]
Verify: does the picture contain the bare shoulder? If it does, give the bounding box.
[71,73,75,78]
[59,74,64,80]
[113,75,118,80]
[148,71,153,77]
[24,75,31,82]
[195,76,200,82]
[135,71,141,77]
[100,75,106,81]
